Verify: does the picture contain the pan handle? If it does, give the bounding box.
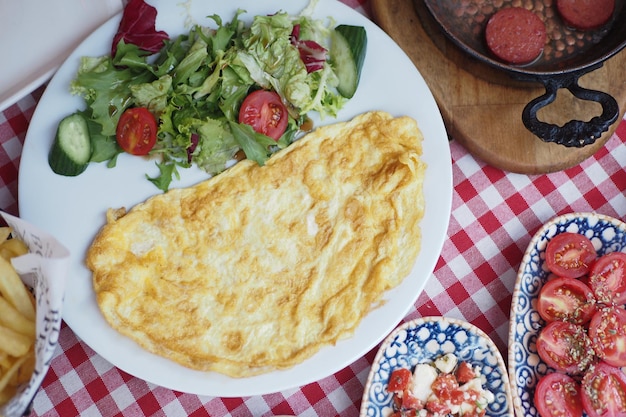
[521,71,619,148]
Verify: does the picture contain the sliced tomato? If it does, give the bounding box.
[456,361,476,384]
[426,398,452,415]
[545,232,597,278]
[537,276,597,324]
[581,362,626,417]
[588,251,626,305]
[388,368,412,393]
[588,307,626,367]
[534,372,583,417]
[431,373,459,401]
[536,321,595,374]
[392,393,403,411]
[449,388,467,405]
[238,90,289,141]
[400,390,422,410]
[116,107,158,156]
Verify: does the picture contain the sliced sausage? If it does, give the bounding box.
[485,7,547,65]
[557,0,615,31]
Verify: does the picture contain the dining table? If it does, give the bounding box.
[2,0,626,416]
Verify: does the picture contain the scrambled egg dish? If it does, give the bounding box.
[87,111,427,377]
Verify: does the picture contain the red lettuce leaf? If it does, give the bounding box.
[290,24,326,73]
[111,0,169,57]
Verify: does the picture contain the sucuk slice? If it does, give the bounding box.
[557,0,615,31]
[485,7,547,65]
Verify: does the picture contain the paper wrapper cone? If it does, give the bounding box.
[0,212,70,417]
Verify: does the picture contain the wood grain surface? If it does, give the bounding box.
[371,0,626,174]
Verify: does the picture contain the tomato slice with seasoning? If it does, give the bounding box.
[537,276,596,324]
[588,251,626,305]
[534,372,583,417]
[426,398,452,415]
[400,390,422,410]
[388,368,412,393]
[545,232,597,278]
[431,373,459,401]
[238,90,289,141]
[581,362,626,417]
[116,107,158,156]
[588,306,626,367]
[455,361,476,384]
[536,320,595,374]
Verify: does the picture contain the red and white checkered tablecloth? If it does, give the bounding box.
[2,0,626,415]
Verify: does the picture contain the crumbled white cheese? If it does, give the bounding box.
[459,377,495,412]
[434,352,458,374]
[460,377,482,392]
[411,363,438,402]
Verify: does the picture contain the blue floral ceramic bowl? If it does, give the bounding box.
[360,316,513,417]
[508,212,626,417]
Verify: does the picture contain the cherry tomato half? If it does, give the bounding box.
[588,306,626,367]
[545,232,597,279]
[537,277,596,324]
[581,362,626,417]
[534,372,583,417]
[536,320,595,374]
[588,251,626,305]
[238,90,289,141]
[116,107,158,156]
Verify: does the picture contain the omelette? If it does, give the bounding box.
[87,111,427,377]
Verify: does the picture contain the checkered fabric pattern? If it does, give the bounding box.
[2,0,626,415]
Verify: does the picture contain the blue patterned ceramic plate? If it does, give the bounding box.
[508,212,626,417]
[360,316,513,417]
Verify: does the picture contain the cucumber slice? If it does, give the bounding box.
[48,112,93,176]
[331,25,367,99]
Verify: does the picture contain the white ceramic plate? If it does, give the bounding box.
[18,0,452,396]
[508,212,626,417]
[360,317,514,417]
[0,0,123,112]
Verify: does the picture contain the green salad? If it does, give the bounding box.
[48,0,367,191]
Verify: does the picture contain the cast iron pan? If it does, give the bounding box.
[421,0,626,147]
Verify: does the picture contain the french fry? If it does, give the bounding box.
[0,352,30,399]
[0,228,11,243]
[0,352,10,370]
[0,238,29,260]
[0,233,37,407]
[10,349,34,387]
[0,296,35,337]
[0,384,16,405]
[0,255,35,322]
[0,325,32,358]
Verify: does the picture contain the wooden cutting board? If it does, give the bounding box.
[371,0,626,174]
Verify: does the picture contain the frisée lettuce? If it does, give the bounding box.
[61,0,364,191]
